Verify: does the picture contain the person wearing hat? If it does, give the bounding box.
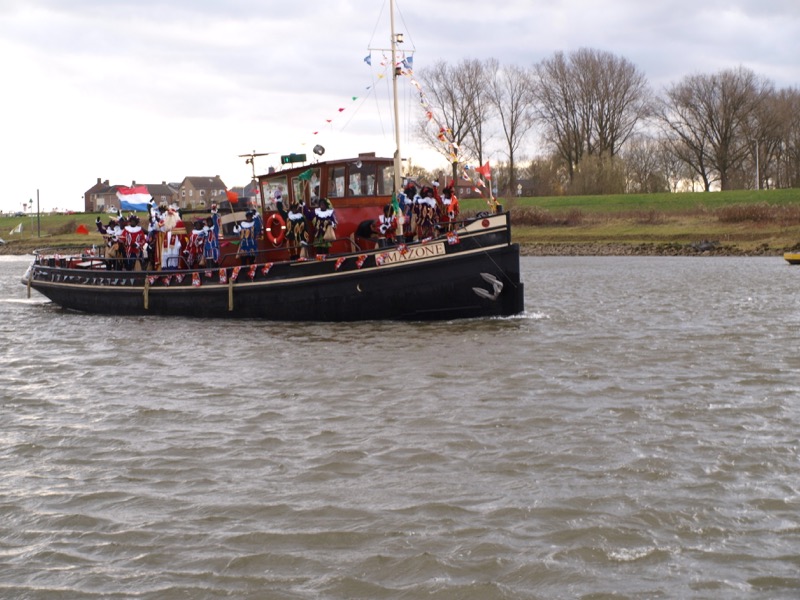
[203,214,220,268]
[439,181,459,232]
[308,198,337,256]
[161,216,186,270]
[285,200,308,260]
[234,211,257,265]
[376,203,397,248]
[186,219,206,268]
[414,184,440,241]
[122,214,146,270]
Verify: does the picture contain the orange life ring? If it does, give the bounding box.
[265,213,286,246]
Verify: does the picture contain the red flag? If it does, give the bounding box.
[475,161,492,179]
[226,190,239,202]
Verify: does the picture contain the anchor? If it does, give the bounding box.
[472,272,503,301]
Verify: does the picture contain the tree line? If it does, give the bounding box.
[415,50,800,196]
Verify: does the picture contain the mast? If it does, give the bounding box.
[390,0,402,196]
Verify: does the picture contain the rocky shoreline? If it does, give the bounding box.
[0,239,788,258]
[521,241,783,257]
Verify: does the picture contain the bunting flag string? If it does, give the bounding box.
[248,264,257,281]
[261,262,274,276]
[219,268,227,284]
[403,68,497,210]
[305,47,412,148]
[192,272,201,287]
[334,257,346,271]
[230,267,241,282]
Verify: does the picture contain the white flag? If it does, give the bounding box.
[10,222,22,235]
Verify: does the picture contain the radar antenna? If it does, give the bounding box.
[238,151,273,181]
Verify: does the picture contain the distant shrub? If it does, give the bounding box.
[622,209,667,225]
[512,207,584,227]
[716,203,800,224]
[49,220,78,235]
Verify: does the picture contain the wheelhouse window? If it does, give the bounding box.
[348,162,376,196]
[292,168,320,205]
[262,176,288,209]
[377,164,393,195]
[328,167,345,198]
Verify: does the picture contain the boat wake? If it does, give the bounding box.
[1,298,49,305]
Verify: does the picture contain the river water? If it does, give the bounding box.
[2,254,799,599]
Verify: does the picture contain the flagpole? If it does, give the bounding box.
[37,189,41,238]
[390,0,404,229]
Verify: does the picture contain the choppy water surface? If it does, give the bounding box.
[2,254,800,599]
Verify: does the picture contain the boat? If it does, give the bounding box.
[21,1,524,321]
[784,252,800,265]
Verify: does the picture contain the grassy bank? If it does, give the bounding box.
[465,188,800,255]
[3,188,800,256]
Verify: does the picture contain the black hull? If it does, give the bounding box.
[24,215,524,321]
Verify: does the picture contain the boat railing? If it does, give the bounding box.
[28,213,513,285]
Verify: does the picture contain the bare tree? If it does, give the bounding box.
[416,59,485,183]
[531,51,584,182]
[488,60,536,193]
[621,135,670,193]
[777,87,800,188]
[656,66,770,191]
[460,59,496,178]
[531,48,650,186]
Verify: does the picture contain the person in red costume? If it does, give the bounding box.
[122,214,147,271]
[439,181,460,231]
[376,203,397,247]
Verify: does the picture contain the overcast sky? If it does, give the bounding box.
[1,0,797,214]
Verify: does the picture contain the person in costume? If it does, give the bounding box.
[252,207,263,240]
[203,210,220,267]
[399,182,417,242]
[439,182,460,231]
[376,203,397,247]
[185,219,206,268]
[284,200,309,260]
[306,198,337,255]
[161,218,186,269]
[234,210,258,265]
[122,214,147,270]
[414,185,440,241]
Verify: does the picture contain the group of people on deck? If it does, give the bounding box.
[278,194,338,260]
[376,180,460,246]
[93,178,460,270]
[96,201,221,271]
